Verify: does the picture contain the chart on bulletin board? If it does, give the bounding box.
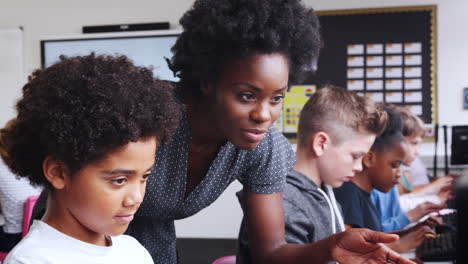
[276,85,316,139]
[312,6,437,124]
[347,42,424,117]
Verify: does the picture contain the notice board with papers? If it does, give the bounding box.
[310,5,437,124]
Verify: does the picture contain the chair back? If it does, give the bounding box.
[212,255,236,264]
[0,195,38,261]
[22,195,39,237]
[0,251,8,262]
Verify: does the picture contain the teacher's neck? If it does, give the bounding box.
[187,100,226,148]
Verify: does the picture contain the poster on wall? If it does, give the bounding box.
[307,5,437,124]
[276,85,316,140]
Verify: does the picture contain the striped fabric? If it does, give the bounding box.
[0,159,42,233]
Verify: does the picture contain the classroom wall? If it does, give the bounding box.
[0,0,193,127]
[1,0,467,238]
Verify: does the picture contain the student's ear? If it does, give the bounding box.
[310,131,330,157]
[42,156,69,190]
[362,151,376,168]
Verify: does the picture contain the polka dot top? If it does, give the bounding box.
[126,110,295,263]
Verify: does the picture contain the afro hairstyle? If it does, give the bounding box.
[5,54,180,187]
[168,0,322,100]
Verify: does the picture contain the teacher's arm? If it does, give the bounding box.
[243,191,415,264]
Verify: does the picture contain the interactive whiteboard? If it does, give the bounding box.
[41,29,181,81]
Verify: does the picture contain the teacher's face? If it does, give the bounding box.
[208,53,289,150]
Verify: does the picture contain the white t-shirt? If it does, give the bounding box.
[399,193,441,213]
[4,220,154,264]
[409,156,430,187]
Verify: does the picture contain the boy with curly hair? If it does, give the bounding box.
[3,54,180,264]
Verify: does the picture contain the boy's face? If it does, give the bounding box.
[318,132,376,188]
[368,141,407,193]
[60,137,156,242]
[403,134,423,166]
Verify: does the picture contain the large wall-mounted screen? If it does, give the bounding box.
[41,30,180,81]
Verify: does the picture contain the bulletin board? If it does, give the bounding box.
[309,5,437,124]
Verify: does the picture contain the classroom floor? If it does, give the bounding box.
[177,238,237,264]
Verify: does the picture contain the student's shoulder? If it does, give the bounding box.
[113,235,154,263]
[6,220,89,263]
[335,181,357,193]
[114,234,145,247]
[4,231,53,264]
[282,173,318,215]
[282,185,308,213]
[114,235,153,257]
[334,182,364,202]
[282,195,309,224]
[4,254,46,264]
[283,172,315,202]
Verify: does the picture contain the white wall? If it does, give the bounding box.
[0,0,193,126]
[1,0,467,238]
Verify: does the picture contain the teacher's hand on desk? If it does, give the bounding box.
[331,228,416,264]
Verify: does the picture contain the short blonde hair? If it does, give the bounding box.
[389,105,425,137]
[297,85,387,147]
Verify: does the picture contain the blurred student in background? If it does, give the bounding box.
[0,119,42,252]
[371,105,445,232]
[394,106,454,212]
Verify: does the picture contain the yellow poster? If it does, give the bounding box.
[278,85,316,133]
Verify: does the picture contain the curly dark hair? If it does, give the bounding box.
[168,0,322,100]
[5,54,180,187]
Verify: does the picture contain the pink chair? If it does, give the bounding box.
[22,195,39,237]
[0,195,39,261]
[212,255,236,264]
[0,251,8,262]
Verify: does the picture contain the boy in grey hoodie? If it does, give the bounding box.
[283,85,387,244]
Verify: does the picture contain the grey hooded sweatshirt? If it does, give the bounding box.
[282,170,345,244]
